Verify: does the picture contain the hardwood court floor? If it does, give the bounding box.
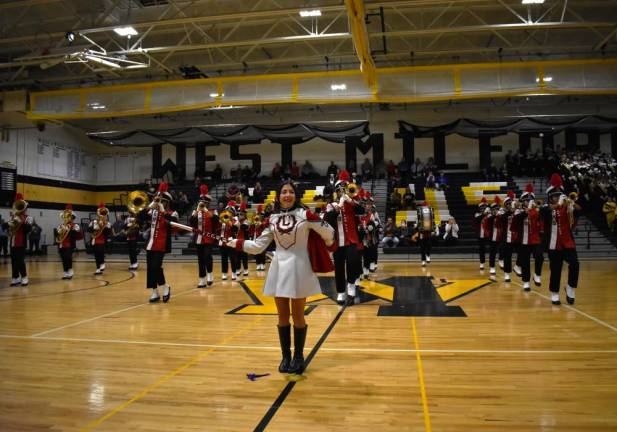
[0,258,616,431]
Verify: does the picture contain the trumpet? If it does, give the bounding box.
[568,191,579,202]
[197,201,208,212]
[346,182,359,198]
[219,210,234,224]
[56,209,73,243]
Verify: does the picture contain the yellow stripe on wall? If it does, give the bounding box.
[17,183,128,207]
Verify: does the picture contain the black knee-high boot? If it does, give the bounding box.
[277,325,292,373]
[289,325,307,375]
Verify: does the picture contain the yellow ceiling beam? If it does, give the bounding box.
[345,0,378,92]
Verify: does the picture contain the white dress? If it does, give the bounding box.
[239,207,335,298]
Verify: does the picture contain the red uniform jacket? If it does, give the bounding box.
[515,208,542,246]
[59,223,80,249]
[8,214,31,248]
[190,210,219,245]
[491,211,506,243]
[147,209,178,253]
[89,220,111,246]
[542,205,577,250]
[326,200,362,247]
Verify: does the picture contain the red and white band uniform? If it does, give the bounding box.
[513,202,544,289]
[58,221,81,278]
[325,194,363,302]
[7,212,32,285]
[473,204,492,269]
[88,218,111,274]
[236,215,250,276]
[220,217,239,280]
[125,216,141,270]
[249,218,268,270]
[190,208,218,286]
[146,205,178,300]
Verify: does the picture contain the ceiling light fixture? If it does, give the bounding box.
[113,26,138,37]
[331,84,347,91]
[299,9,321,17]
[522,0,545,4]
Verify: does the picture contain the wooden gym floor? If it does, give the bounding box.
[0,257,616,431]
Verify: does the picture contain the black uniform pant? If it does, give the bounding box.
[239,252,249,270]
[419,237,431,261]
[502,242,514,274]
[548,248,579,293]
[363,245,377,270]
[221,247,238,274]
[255,252,266,266]
[146,250,166,289]
[128,239,138,265]
[518,244,545,282]
[10,246,27,278]
[333,244,362,293]
[478,238,490,264]
[489,240,501,268]
[0,237,8,256]
[93,244,105,268]
[60,247,73,272]
[196,244,213,277]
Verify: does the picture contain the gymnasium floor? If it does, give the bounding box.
[0,257,616,431]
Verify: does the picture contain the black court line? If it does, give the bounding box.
[0,272,135,302]
[254,305,347,432]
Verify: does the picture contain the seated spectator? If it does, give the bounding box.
[397,158,409,181]
[390,189,402,211]
[301,160,317,178]
[403,189,415,209]
[380,218,400,247]
[252,182,265,203]
[212,164,223,181]
[290,161,300,179]
[443,218,460,245]
[398,220,414,246]
[425,171,436,189]
[387,160,396,178]
[327,161,338,177]
[241,165,252,183]
[272,162,282,179]
[361,158,373,180]
[437,173,448,191]
[374,160,387,179]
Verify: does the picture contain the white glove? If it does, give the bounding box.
[93,222,99,230]
[558,194,566,206]
[226,239,237,249]
[339,194,351,206]
[25,216,33,225]
[367,225,374,232]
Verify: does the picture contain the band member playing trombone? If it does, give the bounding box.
[146,182,178,303]
[474,197,492,271]
[514,184,544,291]
[189,185,218,287]
[88,202,111,275]
[541,174,582,305]
[219,201,239,281]
[57,204,81,279]
[325,170,363,304]
[4,193,32,286]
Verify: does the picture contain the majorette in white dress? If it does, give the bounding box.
[234,207,335,299]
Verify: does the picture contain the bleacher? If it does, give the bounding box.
[383,173,522,255]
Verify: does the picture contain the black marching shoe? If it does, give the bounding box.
[149,295,161,303]
[163,286,171,303]
[277,325,292,373]
[289,326,307,375]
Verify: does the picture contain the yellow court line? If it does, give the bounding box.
[80,316,264,431]
[412,318,432,432]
